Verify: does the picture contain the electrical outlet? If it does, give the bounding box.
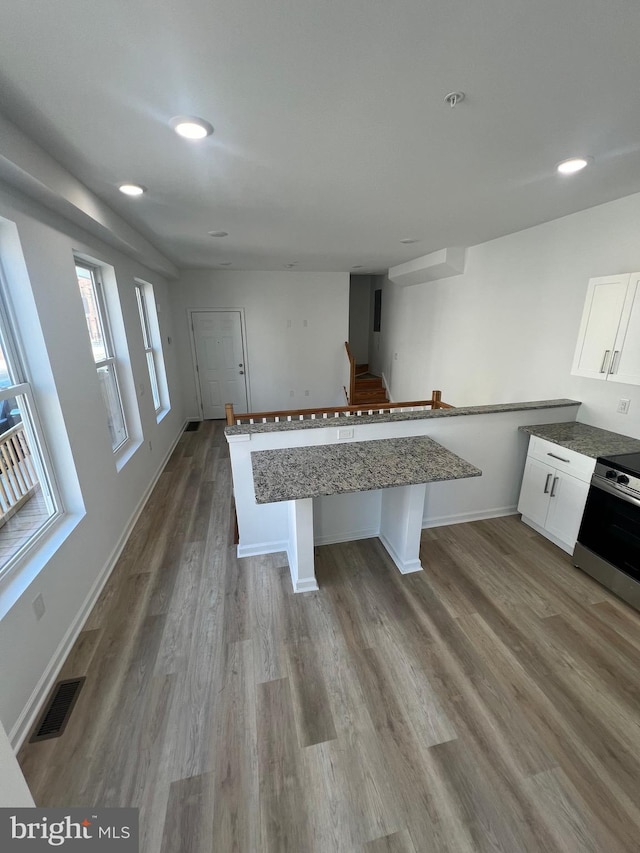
[617,398,631,414]
[289,390,294,397]
[149,440,153,451]
[304,390,309,396]
[33,594,45,621]
[337,427,354,440]
[303,319,308,327]
[394,352,398,360]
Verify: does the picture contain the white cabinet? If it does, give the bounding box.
[572,273,640,385]
[517,437,594,554]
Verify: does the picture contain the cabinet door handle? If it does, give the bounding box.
[550,476,559,497]
[544,473,552,494]
[609,350,621,375]
[547,452,570,463]
[600,349,611,373]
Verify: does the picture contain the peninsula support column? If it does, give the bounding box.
[379,483,426,574]
[287,498,319,593]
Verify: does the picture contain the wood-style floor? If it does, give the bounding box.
[18,420,640,852]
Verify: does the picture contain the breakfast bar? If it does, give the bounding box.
[226,398,582,593]
[251,435,481,591]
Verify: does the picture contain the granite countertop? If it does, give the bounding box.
[519,422,640,458]
[251,435,482,503]
[226,398,580,436]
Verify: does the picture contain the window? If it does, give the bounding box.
[0,278,59,578]
[135,281,169,417]
[135,284,160,412]
[76,262,128,450]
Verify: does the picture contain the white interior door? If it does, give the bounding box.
[192,311,248,419]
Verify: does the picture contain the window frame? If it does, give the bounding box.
[0,271,62,583]
[134,280,170,420]
[75,260,129,452]
[135,283,161,414]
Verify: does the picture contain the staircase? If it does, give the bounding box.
[352,364,389,406]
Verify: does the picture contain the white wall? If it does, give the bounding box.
[348,275,371,364]
[172,270,350,415]
[379,192,640,438]
[0,184,185,743]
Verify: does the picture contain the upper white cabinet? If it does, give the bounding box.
[572,273,640,385]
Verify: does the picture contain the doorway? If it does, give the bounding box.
[190,310,249,419]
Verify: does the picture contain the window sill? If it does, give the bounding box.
[114,437,142,472]
[156,406,171,425]
[0,510,85,621]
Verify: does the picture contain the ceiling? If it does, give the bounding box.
[1,0,640,273]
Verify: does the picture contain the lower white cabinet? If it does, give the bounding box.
[517,437,595,554]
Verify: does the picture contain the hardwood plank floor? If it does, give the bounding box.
[17,420,640,852]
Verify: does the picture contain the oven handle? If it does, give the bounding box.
[590,477,640,509]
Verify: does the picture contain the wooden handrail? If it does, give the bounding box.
[344,341,356,404]
[226,390,453,425]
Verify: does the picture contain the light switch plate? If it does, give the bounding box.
[617,398,631,414]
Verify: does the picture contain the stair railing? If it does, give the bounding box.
[345,341,356,404]
[226,391,453,426]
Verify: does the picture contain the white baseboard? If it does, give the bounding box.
[313,527,379,547]
[520,516,573,555]
[292,577,319,593]
[236,541,289,559]
[9,420,189,750]
[379,533,423,574]
[422,505,518,530]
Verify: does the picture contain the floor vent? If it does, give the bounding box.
[29,677,85,742]
[184,421,201,432]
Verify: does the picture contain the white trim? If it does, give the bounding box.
[236,540,289,559]
[422,505,518,529]
[313,527,379,546]
[290,577,319,593]
[9,420,189,750]
[379,532,423,573]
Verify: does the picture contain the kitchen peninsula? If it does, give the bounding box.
[251,435,481,591]
[226,398,581,592]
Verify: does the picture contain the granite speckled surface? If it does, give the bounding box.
[519,422,640,458]
[251,435,482,503]
[226,398,580,436]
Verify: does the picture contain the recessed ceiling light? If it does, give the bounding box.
[400,238,419,244]
[118,183,146,196]
[170,116,214,140]
[219,262,232,266]
[556,157,590,175]
[208,230,229,237]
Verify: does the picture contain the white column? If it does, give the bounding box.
[379,483,426,574]
[287,498,319,593]
[0,719,34,807]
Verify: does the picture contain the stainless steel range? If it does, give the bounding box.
[574,451,640,610]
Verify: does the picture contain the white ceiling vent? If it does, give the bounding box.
[388,247,466,287]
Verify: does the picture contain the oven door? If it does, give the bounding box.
[577,478,640,583]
